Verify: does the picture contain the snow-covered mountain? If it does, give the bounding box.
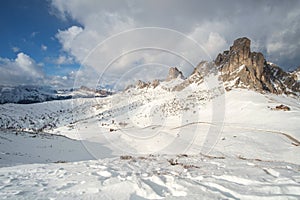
[1,37,300,199]
[292,66,300,82]
[0,85,112,104]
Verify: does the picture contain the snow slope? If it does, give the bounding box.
[0,155,299,199]
[50,85,300,164]
[0,130,113,167]
[0,77,300,199]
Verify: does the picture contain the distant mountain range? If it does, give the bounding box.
[0,85,112,104]
[1,37,299,105]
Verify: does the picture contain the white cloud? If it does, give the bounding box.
[55,55,74,65]
[30,31,39,38]
[50,0,300,88]
[0,53,76,88]
[187,23,229,58]
[14,53,45,79]
[56,26,83,53]
[12,46,20,53]
[41,44,48,51]
[204,32,227,57]
[0,53,44,85]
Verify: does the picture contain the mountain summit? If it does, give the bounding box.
[131,37,300,96]
[166,67,184,81]
[215,37,300,95]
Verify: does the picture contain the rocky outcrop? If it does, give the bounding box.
[192,61,218,78]
[79,86,112,96]
[272,104,291,111]
[167,61,218,92]
[291,66,300,82]
[215,37,300,95]
[151,79,160,88]
[166,67,184,81]
[136,80,160,89]
[215,37,266,91]
[136,80,150,89]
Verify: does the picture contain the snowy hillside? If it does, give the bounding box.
[49,85,300,163]
[1,80,300,198]
[1,37,300,199]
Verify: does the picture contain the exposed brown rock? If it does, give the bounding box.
[120,155,133,160]
[136,80,149,89]
[192,61,217,77]
[166,67,184,81]
[291,66,300,81]
[272,104,291,111]
[151,79,160,88]
[215,37,300,95]
[79,86,112,96]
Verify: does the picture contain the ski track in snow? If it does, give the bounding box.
[172,121,300,146]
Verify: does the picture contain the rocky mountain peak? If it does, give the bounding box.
[166,67,184,81]
[136,80,149,89]
[215,37,264,75]
[231,37,251,53]
[130,37,299,96]
[215,37,299,95]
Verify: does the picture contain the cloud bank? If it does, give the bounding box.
[2,1,300,89]
[51,0,300,73]
[0,53,44,85]
[0,53,76,88]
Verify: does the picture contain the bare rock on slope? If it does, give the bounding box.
[136,80,150,89]
[166,67,184,81]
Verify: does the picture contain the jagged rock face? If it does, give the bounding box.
[166,67,184,81]
[291,67,300,82]
[136,80,149,89]
[131,37,299,96]
[79,86,112,96]
[151,79,160,88]
[192,61,218,77]
[215,37,265,90]
[215,37,300,95]
[136,80,159,89]
[170,61,219,92]
[263,64,300,94]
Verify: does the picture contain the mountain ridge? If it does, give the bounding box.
[0,85,112,104]
[1,37,299,105]
[133,37,300,96]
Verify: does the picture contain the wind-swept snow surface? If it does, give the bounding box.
[0,155,300,199]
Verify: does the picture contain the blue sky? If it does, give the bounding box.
[0,0,80,77]
[1,0,300,88]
